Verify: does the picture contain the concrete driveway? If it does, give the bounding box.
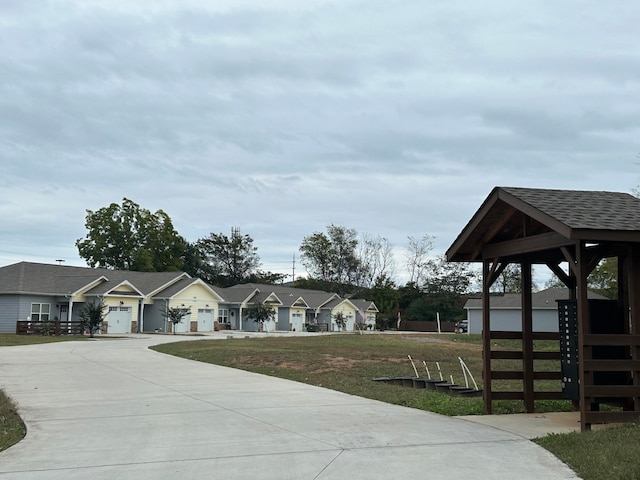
[0,334,578,480]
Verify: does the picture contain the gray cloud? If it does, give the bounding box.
[1,0,639,282]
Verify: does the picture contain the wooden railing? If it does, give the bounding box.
[16,320,84,336]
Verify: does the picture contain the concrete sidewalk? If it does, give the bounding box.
[0,334,579,479]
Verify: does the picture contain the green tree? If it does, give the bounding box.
[491,264,522,294]
[299,225,360,295]
[404,293,464,323]
[78,298,107,338]
[332,311,347,330]
[424,255,478,295]
[197,228,261,286]
[358,275,399,318]
[161,305,191,334]
[76,198,187,272]
[244,303,275,331]
[588,257,618,299]
[545,257,617,299]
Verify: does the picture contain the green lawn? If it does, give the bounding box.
[152,333,572,416]
[2,332,639,480]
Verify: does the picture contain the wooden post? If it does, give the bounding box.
[576,241,591,431]
[521,261,534,412]
[482,259,492,414]
[628,246,640,414]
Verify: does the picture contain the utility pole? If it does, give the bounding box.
[292,253,296,281]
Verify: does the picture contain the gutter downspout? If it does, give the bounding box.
[138,298,144,333]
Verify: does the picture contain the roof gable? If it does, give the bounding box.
[0,262,188,298]
[447,187,640,262]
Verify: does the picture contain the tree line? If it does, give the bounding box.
[75,199,618,327]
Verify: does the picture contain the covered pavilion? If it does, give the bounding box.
[446,186,640,431]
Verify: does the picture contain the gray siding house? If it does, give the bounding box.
[0,262,378,334]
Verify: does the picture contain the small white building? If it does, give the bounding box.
[463,287,607,334]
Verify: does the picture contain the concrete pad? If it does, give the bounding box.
[0,335,579,479]
[457,412,582,439]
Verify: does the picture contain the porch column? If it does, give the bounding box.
[627,246,640,416]
[576,241,591,431]
[482,259,492,414]
[138,298,144,333]
[521,261,534,412]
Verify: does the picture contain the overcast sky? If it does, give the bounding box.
[2,0,639,284]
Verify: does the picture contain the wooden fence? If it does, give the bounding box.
[16,320,84,336]
[399,320,456,333]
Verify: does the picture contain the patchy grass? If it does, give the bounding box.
[535,425,640,480]
[152,333,572,416]
[0,390,26,452]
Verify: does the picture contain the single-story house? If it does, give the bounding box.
[224,283,378,332]
[0,262,378,334]
[0,262,224,334]
[463,287,607,334]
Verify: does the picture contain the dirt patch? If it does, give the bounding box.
[399,335,448,344]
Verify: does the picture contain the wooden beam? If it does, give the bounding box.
[487,259,508,288]
[482,260,492,414]
[583,359,640,371]
[546,261,572,287]
[483,232,573,259]
[470,206,518,260]
[561,246,579,278]
[522,261,535,413]
[583,334,640,346]
[576,241,591,431]
[585,411,640,424]
[584,385,640,397]
[491,371,562,380]
[628,246,640,414]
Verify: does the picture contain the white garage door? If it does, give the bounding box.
[198,309,214,332]
[107,306,131,334]
[291,313,304,332]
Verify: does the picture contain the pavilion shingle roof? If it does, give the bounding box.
[501,187,640,231]
[447,187,640,262]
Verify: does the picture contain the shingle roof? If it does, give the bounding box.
[447,187,640,262]
[0,262,186,296]
[464,287,608,310]
[501,187,640,231]
[225,283,338,308]
[1,263,376,312]
[350,299,379,312]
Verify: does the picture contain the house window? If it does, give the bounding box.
[31,303,50,322]
[218,308,229,323]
